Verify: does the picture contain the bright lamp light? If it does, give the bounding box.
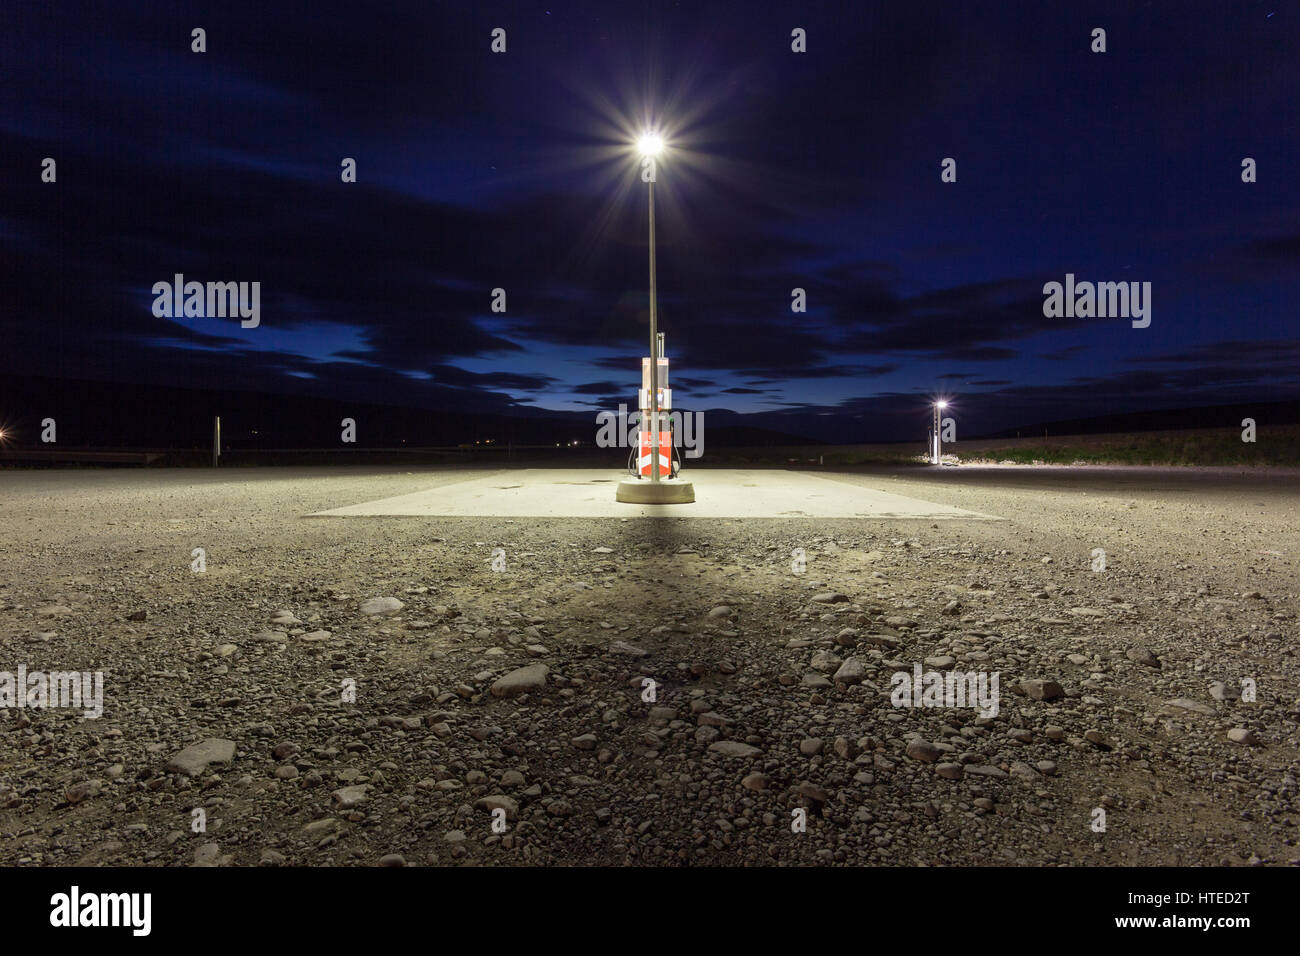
[636,132,664,157]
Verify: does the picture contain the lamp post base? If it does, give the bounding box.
[616,478,695,504]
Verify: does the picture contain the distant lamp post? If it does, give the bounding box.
[932,401,948,464]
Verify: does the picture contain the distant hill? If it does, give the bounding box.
[0,374,813,450]
[984,401,1300,439]
[2,374,1289,454]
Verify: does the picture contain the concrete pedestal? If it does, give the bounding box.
[615,478,695,504]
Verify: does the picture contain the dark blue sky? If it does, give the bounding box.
[3,0,1297,440]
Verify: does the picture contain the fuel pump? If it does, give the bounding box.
[616,333,694,503]
[630,332,680,479]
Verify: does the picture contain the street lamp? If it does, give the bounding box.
[615,128,694,505]
[932,401,948,464]
[639,130,664,485]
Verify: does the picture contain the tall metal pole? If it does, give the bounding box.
[933,405,941,464]
[648,176,660,483]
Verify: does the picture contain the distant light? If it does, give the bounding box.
[935,401,948,409]
[636,132,665,157]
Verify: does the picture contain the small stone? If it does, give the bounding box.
[1009,761,1039,781]
[1227,728,1259,746]
[1020,679,1065,701]
[1209,682,1236,702]
[65,780,101,804]
[906,739,940,763]
[1126,646,1160,668]
[193,843,229,866]
[474,794,519,819]
[1084,730,1113,750]
[810,650,842,672]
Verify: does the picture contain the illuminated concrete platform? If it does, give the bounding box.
[308,469,999,519]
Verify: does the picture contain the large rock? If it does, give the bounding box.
[708,740,761,759]
[167,738,236,776]
[360,597,404,616]
[332,785,370,809]
[833,658,868,685]
[1165,697,1215,716]
[490,664,549,698]
[608,641,648,658]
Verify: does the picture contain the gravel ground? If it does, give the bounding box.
[1,464,1297,867]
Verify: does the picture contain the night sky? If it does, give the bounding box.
[3,1,1297,441]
